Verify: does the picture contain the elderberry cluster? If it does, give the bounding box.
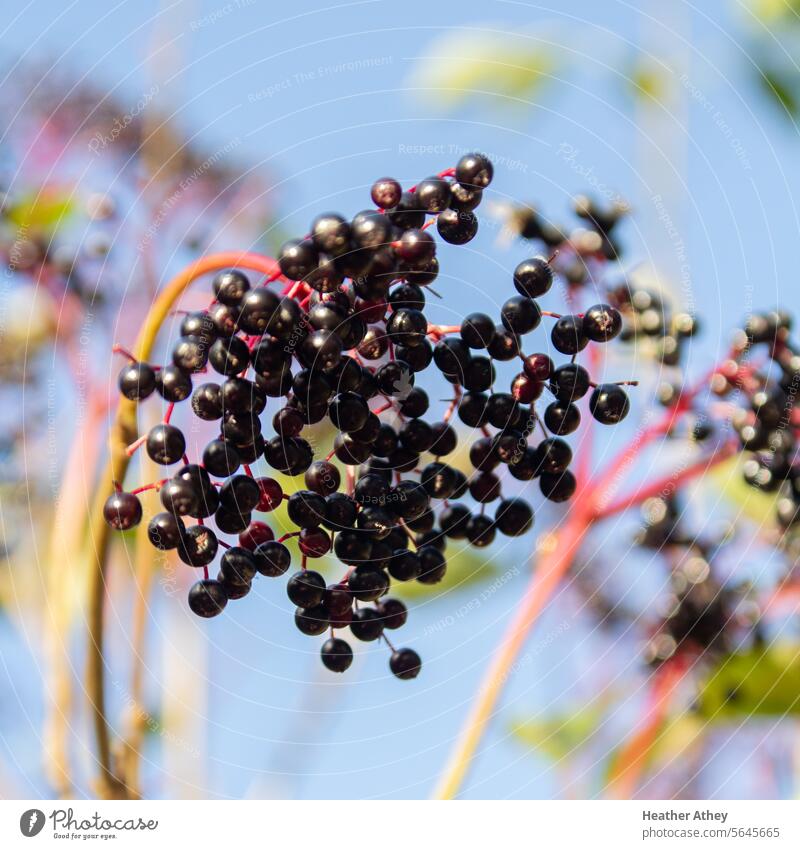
[645,556,733,665]
[714,311,800,540]
[103,152,632,680]
[624,309,800,667]
[635,495,762,667]
[505,194,629,282]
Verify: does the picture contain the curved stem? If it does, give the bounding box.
[433,506,594,799]
[86,251,278,799]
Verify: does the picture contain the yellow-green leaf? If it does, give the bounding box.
[392,547,499,600]
[627,58,672,106]
[747,0,800,25]
[695,644,800,718]
[510,695,613,762]
[407,29,558,109]
[711,455,780,527]
[6,189,76,234]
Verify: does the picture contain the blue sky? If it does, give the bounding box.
[2,0,799,800]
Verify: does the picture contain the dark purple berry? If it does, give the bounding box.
[377,598,407,629]
[371,177,402,209]
[540,470,577,502]
[213,269,250,305]
[513,256,553,298]
[501,296,541,335]
[416,176,451,212]
[495,498,534,536]
[155,365,192,402]
[118,362,156,401]
[350,607,384,641]
[455,152,493,188]
[177,525,219,567]
[146,423,186,465]
[103,491,142,530]
[321,638,353,672]
[461,313,495,349]
[436,209,478,244]
[188,579,227,618]
[544,401,581,435]
[466,514,495,547]
[279,238,319,280]
[551,314,588,355]
[389,648,421,679]
[253,541,291,577]
[286,570,326,607]
[147,512,184,549]
[583,303,622,342]
[590,383,630,425]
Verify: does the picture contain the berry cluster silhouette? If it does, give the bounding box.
[104,153,633,680]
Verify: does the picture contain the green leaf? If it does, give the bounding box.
[695,644,800,718]
[407,29,559,109]
[747,0,800,25]
[756,67,800,120]
[509,697,611,762]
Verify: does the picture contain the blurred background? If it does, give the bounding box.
[2,0,800,800]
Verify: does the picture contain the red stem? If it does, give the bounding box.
[606,658,690,798]
[594,440,739,521]
[130,479,167,495]
[278,531,300,543]
[443,386,462,423]
[112,345,138,362]
[125,435,147,457]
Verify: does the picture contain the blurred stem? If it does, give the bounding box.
[433,395,734,798]
[116,408,161,800]
[87,252,278,799]
[44,396,110,796]
[605,659,688,798]
[593,440,739,521]
[433,504,594,799]
[117,508,156,799]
